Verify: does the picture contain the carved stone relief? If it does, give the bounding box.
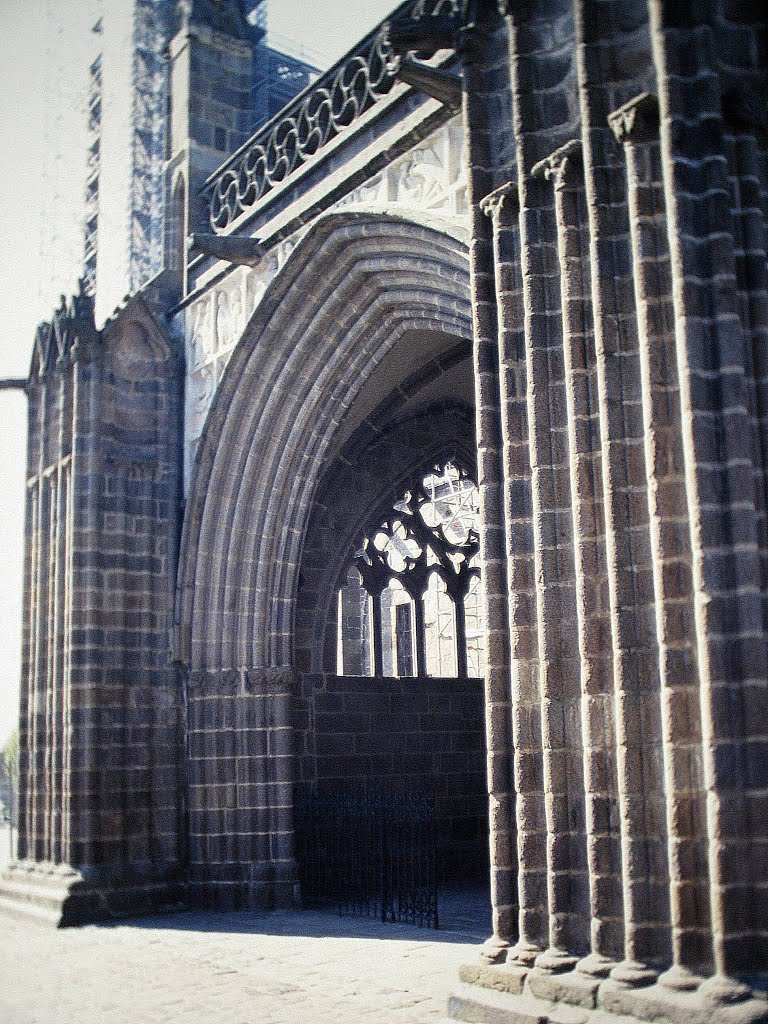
[334,117,467,217]
[181,116,467,491]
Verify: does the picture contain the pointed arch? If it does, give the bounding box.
[176,213,474,671]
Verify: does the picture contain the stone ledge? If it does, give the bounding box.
[451,964,768,1024]
[0,863,186,927]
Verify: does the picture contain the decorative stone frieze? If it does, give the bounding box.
[181,118,468,488]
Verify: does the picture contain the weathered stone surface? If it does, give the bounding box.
[4,1,768,1022]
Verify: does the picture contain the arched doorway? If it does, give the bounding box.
[295,392,491,925]
[177,213,492,923]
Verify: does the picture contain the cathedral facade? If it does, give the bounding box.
[1,1,767,1022]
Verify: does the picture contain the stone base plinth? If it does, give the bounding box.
[185,876,299,912]
[0,861,186,927]
[448,962,768,1024]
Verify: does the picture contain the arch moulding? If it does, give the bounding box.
[175,212,474,673]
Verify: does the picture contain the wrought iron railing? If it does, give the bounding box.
[203,0,468,233]
[296,786,439,928]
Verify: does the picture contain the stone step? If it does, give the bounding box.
[0,892,62,927]
[0,867,78,926]
[447,983,593,1024]
[448,983,552,1024]
[0,875,74,911]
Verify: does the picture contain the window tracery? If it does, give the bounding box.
[336,462,485,678]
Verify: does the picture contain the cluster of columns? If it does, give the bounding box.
[5,292,186,923]
[393,0,768,1015]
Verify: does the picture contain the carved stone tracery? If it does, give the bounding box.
[205,0,469,231]
[341,461,483,679]
[355,461,480,604]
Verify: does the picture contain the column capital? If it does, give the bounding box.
[531,138,582,188]
[479,180,519,220]
[608,92,659,144]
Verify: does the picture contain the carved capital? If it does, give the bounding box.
[531,138,582,188]
[608,92,660,145]
[479,180,519,221]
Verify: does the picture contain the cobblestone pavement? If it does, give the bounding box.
[0,891,489,1024]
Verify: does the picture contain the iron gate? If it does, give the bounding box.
[295,787,438,928]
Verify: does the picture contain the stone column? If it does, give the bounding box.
[16,379,36,861]
[573,0,671,983]
[461,25,519,958]
[67,345,101,871]
[649,0,768,995]
[504,1,594,968]
[609,91,712,987]
[29,380,48,863]
[534,139,625,976]
[480,181,542,965]
[18,374,44,863]
[721,95,768,612]
[47,367,69,864]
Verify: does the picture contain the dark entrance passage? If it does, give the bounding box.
[295,787,439,928]
[294,671,490,928]
[294,386,491,934]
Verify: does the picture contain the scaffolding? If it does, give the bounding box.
[83,20,103,298]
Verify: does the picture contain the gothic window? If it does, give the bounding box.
[336,462,485,679]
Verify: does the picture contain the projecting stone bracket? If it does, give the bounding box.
[395,58,462,109]
[188,232,263,266]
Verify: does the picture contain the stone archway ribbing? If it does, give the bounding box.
[177,213,473,671]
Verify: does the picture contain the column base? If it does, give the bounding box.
[609,959,658,988]
[450,959,768,1024]
[0,860,186,927]
[480,935,513,964]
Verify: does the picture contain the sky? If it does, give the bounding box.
[0,0,395,748]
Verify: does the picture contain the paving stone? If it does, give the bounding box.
[0,904,486,1024]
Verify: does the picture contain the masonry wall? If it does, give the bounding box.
[297,673,489,883]
[8,294,186,923]
[185,668,296,909]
